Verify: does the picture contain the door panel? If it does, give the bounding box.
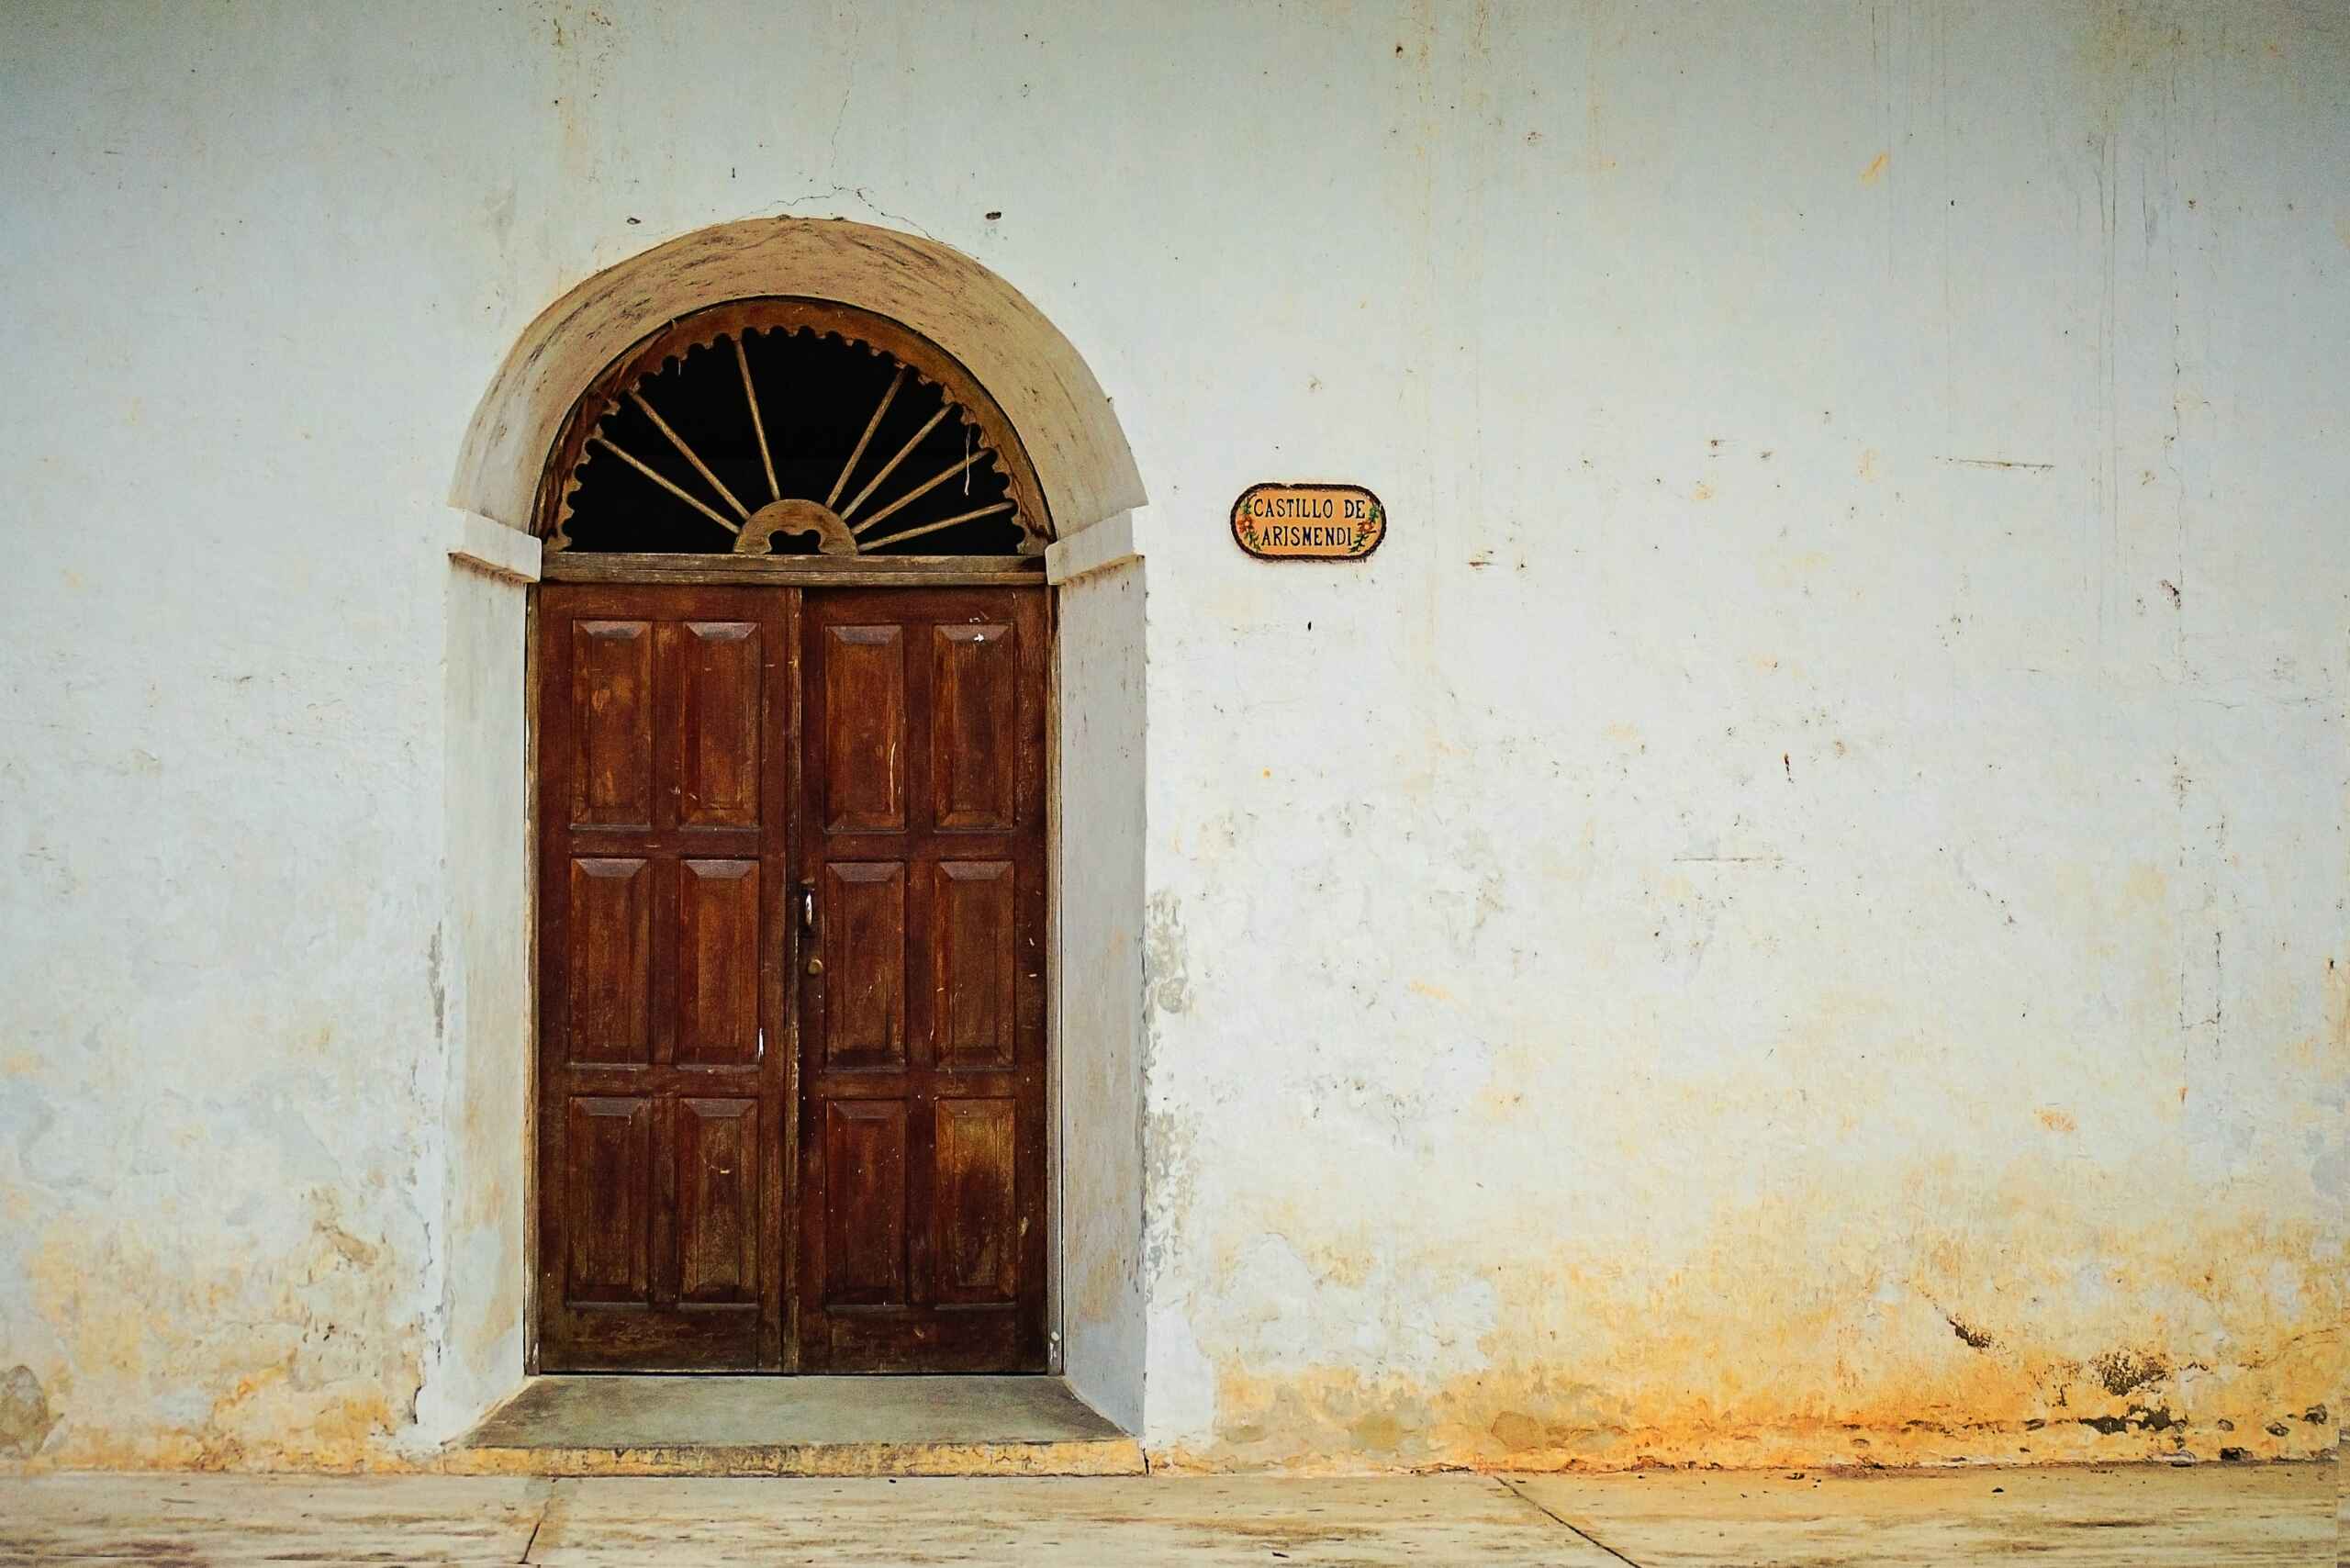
[676,859,761,1067]
[933,1096,1019,1304]
[564,1096,654,1304]
[797,588,1048,1372]
[933,861,1016,1070]
[565,858,653,1065]
[821,862,907,1069]
[675,1098,759,1305]
[930,623,1018,830]
[537,585,790,1372]
[570,621,655,827]
[822,1100,910,1305]
[676,622,764,829]
[821,625,907,832]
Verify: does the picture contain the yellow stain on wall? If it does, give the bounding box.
[1156,1195,2340,1474]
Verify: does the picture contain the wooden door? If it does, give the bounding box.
[535,584,792,1371]
[534,580,1047,1373]
[796,588,1049,1372]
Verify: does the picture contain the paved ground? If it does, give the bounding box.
[0,1461,2334,1564]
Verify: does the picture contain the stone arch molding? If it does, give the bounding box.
[453,217,1146,539]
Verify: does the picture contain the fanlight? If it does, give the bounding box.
[541,298,1050,556]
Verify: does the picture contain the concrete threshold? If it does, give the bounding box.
[446,1375,1145,1478]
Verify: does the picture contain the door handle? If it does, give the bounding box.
[800,881,823,975]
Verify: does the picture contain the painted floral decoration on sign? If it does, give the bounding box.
[1231,483,1386,560]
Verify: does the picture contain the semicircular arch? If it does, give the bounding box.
[453,218,1145,541]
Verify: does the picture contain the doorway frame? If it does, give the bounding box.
[441,216,1149,1437]
[517,275,1075,1377]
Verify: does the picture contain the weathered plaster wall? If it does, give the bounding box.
[418,541,534,1440]
[1050,521,1150,1433]
[0,6,539,1466]
[1,0,2342,1472]
[1133,1,2349,1470]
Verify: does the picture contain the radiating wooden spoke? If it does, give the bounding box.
[588,435,740,534]
[733,336,779,503]
[628,389,749,521]
[840,405,953,523]
[828,365,905,509]
[549,299,1047,555]
[853,448,988,536]
[861,500,1017,553]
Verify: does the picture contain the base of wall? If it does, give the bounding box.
[446,1376,1144,1477]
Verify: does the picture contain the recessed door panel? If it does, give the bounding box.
[677,858,760,1068]
[931,623,1017,830]
[571,622,654,827]
[565,1096,653,1305]
[934,861,1016,1070]
[822,625,905,833]
[566,857,652,1066]
[823,1100,908,1306]
[676,621,763,829]
[822,862,906,1069]
[538,586,785,1373]
[676,1098,758,1305]
[933,1097,1019,1305]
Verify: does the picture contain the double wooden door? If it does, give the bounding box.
[533,583,1048,1372]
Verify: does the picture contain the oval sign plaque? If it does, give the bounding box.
[1230,482,1385,561]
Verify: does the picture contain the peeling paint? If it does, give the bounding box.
[0,1368,58,1460]
[1144,892,1193,1019]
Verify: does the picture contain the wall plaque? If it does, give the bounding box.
[1231,482,1385,560]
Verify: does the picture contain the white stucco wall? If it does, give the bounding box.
[420,532,535,1441]
[1050,521,1150,1433]
[1130,2,2347,1468]
[1,0,2342,1470]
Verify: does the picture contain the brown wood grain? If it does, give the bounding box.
[538,582,1045,1373]
[569,622,654,827]
[543,554,1047,587]
[821,625,908,832]
[675,859,760,1067]
[673,622,762,828]
[536,585,793,1372]
[796,587,1049,1372]
[931,623,1018,830]
[674,1098,757,1305]
[933,861,1016,1070]
[823,1100,910,1305]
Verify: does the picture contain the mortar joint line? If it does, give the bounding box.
[1494,1475,1645,1567]
[517,1481,561,1565]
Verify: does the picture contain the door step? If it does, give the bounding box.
[445,1375,1144,1477]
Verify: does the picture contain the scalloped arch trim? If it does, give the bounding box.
[453,218,1144,540]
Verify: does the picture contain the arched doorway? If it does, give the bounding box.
[451,221,1147,1410]
[535,298,1049,1373]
